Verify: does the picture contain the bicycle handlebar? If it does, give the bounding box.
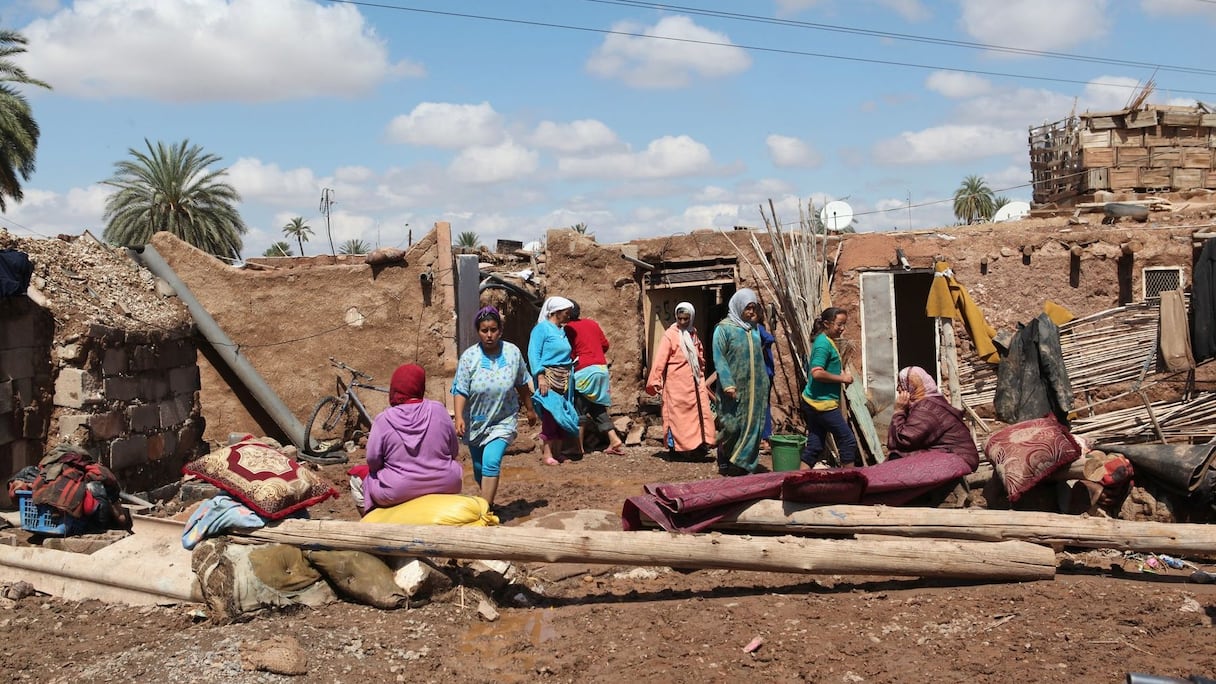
[327,356,374,381]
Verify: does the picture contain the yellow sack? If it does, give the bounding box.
[361,494,499,527]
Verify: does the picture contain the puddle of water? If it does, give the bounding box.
[458,608,559,677]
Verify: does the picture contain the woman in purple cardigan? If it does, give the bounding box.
[362,364,463,513]
[886,366,979,471]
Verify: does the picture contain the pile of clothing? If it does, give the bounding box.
[7,444,132,533]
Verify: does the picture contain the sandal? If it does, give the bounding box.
[604,444,626,456]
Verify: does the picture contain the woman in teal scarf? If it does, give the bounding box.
[712,288,770,476]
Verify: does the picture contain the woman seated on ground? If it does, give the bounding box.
[362,364,463,513]
[887,366,979,471]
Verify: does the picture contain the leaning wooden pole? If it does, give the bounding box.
[715,501,1216,555]
[239,519,1055,582]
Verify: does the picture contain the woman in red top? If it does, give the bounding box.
[564,302,626,455]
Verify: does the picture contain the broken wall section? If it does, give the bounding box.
[0,297,54,506]
[156,229,453,446]
[53,324,205,494]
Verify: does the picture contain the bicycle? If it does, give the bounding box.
[302,357,388,464]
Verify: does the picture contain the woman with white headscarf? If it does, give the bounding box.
[711,289,770,476]
[646,301,716,453]
[529,296,577,465]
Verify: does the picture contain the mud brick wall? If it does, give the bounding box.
[52,323,205,493]
[0,297,56,507]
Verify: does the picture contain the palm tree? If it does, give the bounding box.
[0,29,51,212]
[102,139,247,259]
[456,231,481,249]
[281,217,313,256]
[952,175,996,225]
[263,241,294,257]
[338,238,370,255]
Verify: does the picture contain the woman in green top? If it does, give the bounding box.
[800,307,859,468]
[712,289,771,476]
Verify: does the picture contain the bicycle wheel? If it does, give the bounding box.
[302,395,351,464]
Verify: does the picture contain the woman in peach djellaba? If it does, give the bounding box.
[646,301,716,454]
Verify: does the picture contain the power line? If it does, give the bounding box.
[331,0,1216,97]
[586,0,1216,77]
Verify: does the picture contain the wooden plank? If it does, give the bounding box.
[1171,168,1204,190]
[718,501,1216,555]
[1078,130,1112,148]
[1176,126,1209,146]
[241,519,1057,581]
[1201,113,1216,128]
[1109,167,1139,190]
[1112,129,1144,147]
[844,362,885,464]
[1140,167,1171,187]
[1150,147,1182,166]
[1116,147,1149,165]
[1080,148,1115,168]
[1081,168,1109,191]
[1124,109,1159,129]
[1181,149,1214,168]
[1162,111,1202,126]
[1087,115,1121,130]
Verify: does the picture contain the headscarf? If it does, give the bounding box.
[537,296,575,324]
[897,366,941,404]
[674,302,701,383]
[389,364,426,406]
[475,305,503,326]
[727,289,759,329]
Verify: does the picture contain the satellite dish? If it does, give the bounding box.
[820,201,854,232]
[992,201,1031,223]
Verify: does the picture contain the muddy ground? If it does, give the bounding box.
[4,441,1216,683]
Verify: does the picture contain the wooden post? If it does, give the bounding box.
[710,501,1216,555]
[238,519,1055,582]
[938,318,963,409]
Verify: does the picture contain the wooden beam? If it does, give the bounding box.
[712,501,1216,555]
[238,519,1055,582]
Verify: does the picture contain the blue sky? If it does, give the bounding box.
[3,0,1216,257]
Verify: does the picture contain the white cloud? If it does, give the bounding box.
[586,16,751,88]
[386,102,504,149]
[19,0,421,102]
[765,134,822,168]
[558,135,713,179]
[2,185,111,237]
[959,0,1110,52]
[1079,76,1150,112]
[872,125,1023,164]
[448,139,539,184]
[226,158,319,204]
[529,119,620,153]
[925,71,992,99]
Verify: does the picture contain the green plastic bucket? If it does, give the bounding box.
[769,434,806,472]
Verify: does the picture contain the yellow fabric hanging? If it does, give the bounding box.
[925,261,1000,363]
[1042,300,1075,326]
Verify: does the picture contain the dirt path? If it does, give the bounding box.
[6,443,1216,683]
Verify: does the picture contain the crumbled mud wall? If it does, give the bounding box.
[0,232,199,502]
[544,230,644,415]
[153,231,453,446]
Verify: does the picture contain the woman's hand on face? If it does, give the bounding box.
[454,416,466,437]
[537,375,549,396]
[894,390,910,411]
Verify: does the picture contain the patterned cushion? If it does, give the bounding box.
[183,438,338,520]
[984,417,1081,502]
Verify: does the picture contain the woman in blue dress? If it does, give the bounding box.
[712,288,771,476]
[528,296,578,466]
[452,306,537,507]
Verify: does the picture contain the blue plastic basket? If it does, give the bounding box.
[16,490,86,536]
